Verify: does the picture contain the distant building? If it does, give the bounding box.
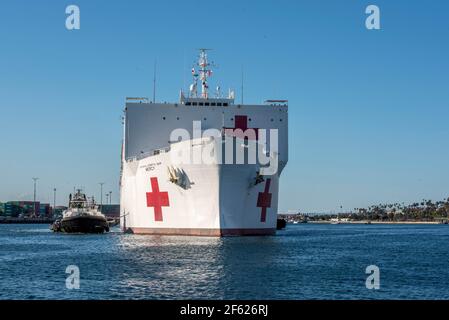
[39,204,51,217]
[53,206,68,218]
[4,203,21,217]
[100,205,120,218]
[17,201,39,216]
[0,201,104,218]
[330,217,350,222]
[0,201,40,217]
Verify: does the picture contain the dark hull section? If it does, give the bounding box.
[60,216,109,234]
[277,218,287,230]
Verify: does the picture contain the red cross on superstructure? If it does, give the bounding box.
[146,177,169,222]
[225,115,259,140]
[257,178,272,223]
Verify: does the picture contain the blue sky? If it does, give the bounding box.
[0,0,448,212]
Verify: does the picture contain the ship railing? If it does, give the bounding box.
[126,97,150,103]
[126,146,171,162]
[264,100,288,107]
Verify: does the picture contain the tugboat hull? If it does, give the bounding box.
[60,216,109,234]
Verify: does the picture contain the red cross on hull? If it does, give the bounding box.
[224,115,259,140]
[257,178,272,222]
[146,177,169,222]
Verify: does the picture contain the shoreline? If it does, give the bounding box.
[0,218,55,224]
[0,219,444,226]
[306,221,441,225]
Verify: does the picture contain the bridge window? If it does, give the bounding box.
[186,102,191,106]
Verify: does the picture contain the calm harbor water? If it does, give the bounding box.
[1,223,449,300]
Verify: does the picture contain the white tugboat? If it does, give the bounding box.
[52,190,109,233]
[120,50,289,236]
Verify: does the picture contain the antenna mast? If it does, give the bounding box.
[153,59,157,103]
[198,49,213,99]
[241,65,244,104]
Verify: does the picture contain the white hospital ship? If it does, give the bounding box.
[120,50,288,236]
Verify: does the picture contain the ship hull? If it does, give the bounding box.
[120,143,280,237]
[61,216,109,234]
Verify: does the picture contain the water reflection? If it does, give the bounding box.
[116,234,224,299]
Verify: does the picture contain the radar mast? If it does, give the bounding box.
[190,49,213,99]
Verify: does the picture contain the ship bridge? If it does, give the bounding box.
[180,92,234,107]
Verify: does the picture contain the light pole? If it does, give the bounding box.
[99,182,105,207]
[105,193,109,206]
[53,188,57,216]
[32,178,39,217]
[109,191,112,204]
